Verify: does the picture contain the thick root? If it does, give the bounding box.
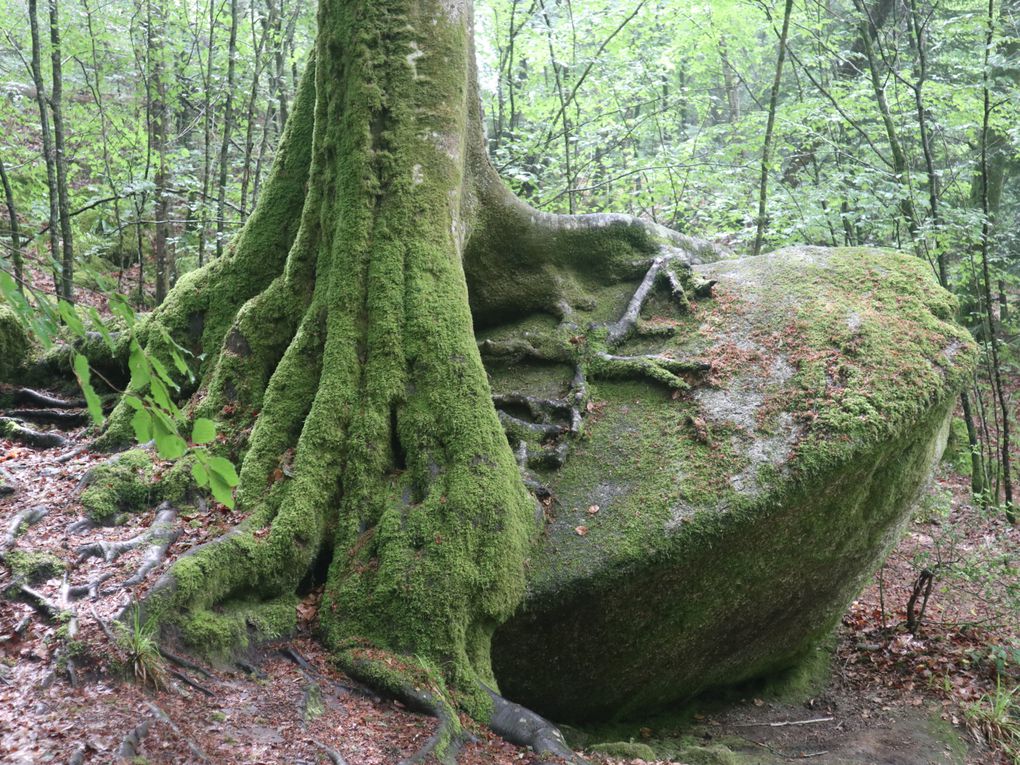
[485,685,587,765]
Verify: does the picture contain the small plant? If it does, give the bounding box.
[115,608,168,690]
[965,675,1020,762]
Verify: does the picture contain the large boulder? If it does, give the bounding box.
[488,246,975,722]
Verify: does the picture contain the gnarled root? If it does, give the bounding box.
[484,685,588,765]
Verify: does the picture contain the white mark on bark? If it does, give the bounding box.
[412,164,424,185]
[406,41,425,79]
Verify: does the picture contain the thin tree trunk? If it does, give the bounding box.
[854,0,921,243]
[215,0,239,259]
[81,0,126,264]
[906,0,944,284]
[28,0,61,297]
[198,0,217,266]
[149,0,170,303]
[239,7,269,219]
[48,0,74,302]
[0,157,23,292]
[979,0,1015,523]
[752,0,794,257]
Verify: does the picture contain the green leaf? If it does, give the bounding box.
[191,460,210,488]
[128,341,151,388]
[206,455,239,487]
[72,353,105,426]
[191,418,217,444]
[208,471,235,509]
[58,300,86,338]
[151,413,186,459]
[130,407,153,443]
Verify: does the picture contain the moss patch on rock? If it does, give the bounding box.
[589,741,658,760]
[491,247,976,721]
[5,550,66,584]
[80,450,195,523]
[0,303,30,382]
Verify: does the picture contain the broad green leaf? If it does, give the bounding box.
[206,455,240,487]
[191,418,216,444]
[208,471,235,509]
[128,341,151,388]
[191,460,210,488]
[58,300,86,338]
[130,407,153,443]
[72,353,105,426]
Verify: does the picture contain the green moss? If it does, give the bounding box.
[590,741,658,760]
[942,417,974,477]
[0,303,29,381]
[672,745,740,765]
[492,247,975,721]
[80,450,157,523]
[4,550,65,584]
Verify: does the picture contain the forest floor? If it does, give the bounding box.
[0,388,1016,765]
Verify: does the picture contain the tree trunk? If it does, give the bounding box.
[109,1,718,756]
[752,0,794,257]
[149,0,170,304]
[27,0,61,297]
[214,0,239,259]
[0,157,23,291]
[48,0,75,302]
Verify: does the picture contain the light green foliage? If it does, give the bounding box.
[115,608,168,689]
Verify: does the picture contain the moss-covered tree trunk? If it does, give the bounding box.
[106,0,716,756]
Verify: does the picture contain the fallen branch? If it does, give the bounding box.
[734,716,835,728]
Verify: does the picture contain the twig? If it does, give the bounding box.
[734,716,834,728]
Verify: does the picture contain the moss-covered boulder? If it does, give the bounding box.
[0,303,29,381]
[79,450,195,524]
[489,247,975,721]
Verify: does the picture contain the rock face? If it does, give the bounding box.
[488,247,975,722]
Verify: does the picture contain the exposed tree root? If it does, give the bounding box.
[0,418,67,449]
[116,720,150,759]
[484,685,588,765]
[10,387,85,409]
[484,248,713,487]
[313,739,349,765]
[4,408,88,428]
[75,503,178,567]
[168,668,215,697]
[145,701,208,762]
[0,504,49,554]
[6,583,63,621]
